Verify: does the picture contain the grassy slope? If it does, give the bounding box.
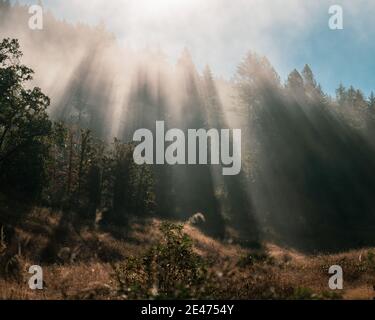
[0,207,375,300]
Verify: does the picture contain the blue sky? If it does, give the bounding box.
[13,0,375,96]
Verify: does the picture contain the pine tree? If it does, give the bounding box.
[368,91,375,109]
[336,83,347,105]
[302,64,317,89]
[286,69,304,91]
[235,52,280,110]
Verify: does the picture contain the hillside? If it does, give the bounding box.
[1,206,374,300]
[1,1,375,304]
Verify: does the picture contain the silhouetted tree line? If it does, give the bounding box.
[0,38,155,227]
[236,53,375,252]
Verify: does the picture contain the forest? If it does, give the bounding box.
[1,1,375,300]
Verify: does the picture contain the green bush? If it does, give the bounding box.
[113,222,213,299]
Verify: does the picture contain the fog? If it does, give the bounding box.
[2,1,375,253]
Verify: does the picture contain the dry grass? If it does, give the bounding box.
[1,208,375,300]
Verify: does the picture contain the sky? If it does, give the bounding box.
[13,0,375,96]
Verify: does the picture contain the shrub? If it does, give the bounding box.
[366,250,375,265]
[291,287,317,300]
[237,250,274,268]
[0,226,22,280]
[291,287,342,300]
[113,222,213,299]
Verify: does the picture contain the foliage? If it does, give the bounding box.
[237,250,274,268]
[0,225,22,280]
[113,222,212,299]
[291,287,318,300]
[0,38,51,199]
[42,124,156,225]
[101,139,156,225]
[0,37,156,224]
[291,287,342,300]
[236,52,375,252]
